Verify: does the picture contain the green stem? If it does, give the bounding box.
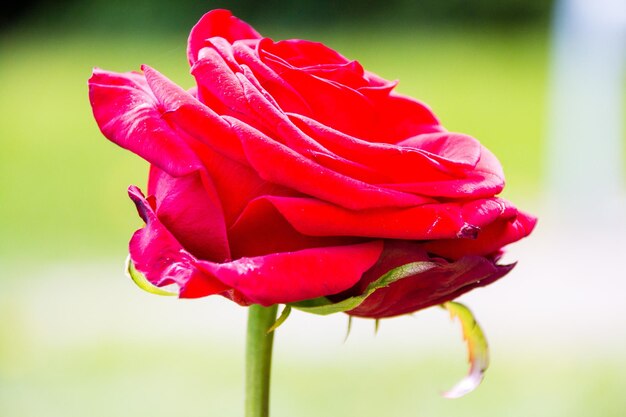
[245,304,278,417]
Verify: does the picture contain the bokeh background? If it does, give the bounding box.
[1,1,625,416]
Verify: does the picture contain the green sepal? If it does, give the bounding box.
[267,305,291,334]
[441,301,490,398]
[125,256,177,297]
[344,316,353,343]
[290,261,438,315]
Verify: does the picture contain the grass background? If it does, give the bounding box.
[1,20,625,417]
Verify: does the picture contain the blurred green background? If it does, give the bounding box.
[1,1,625,416]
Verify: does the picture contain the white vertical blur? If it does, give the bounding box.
[546,0,626,224]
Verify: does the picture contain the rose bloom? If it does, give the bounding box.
[89,9,535,318]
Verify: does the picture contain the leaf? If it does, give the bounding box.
[290,261,438,315]
[441,301,490,399]
[125,256,178,296]
[267,305,291,333]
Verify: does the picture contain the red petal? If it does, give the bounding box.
[191,46,249,117]
[380,145,504,198]
[147,166,231,262]
[129,185,382,305]
[141,66,290,227]
[196,241,384,305]
[187,9,261,66]
[345,241,514,318]
[228,118,431,210]
[229,196,363,259]
[128,186,231,298]
[397,132,481,169]
[231,40,312,115]
[375,93,442,142]
[422,210,537,258]
[261,39,350,67]
[88,68,202,176]
[141,65,246,163]
[289,114,482,186]
[259,45,378,140]
[250,195,512,240]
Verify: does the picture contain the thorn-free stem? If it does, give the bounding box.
[245,304,278,417]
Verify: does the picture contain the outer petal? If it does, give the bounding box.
[141,65,289,227]
[88,69,202,176]
[128,186,231,298]
[187,9,262,66]
[147,166,231,262]
[260,39,351,68]
[375,93,442,142]
[422,210,538,258]
[344,241,514,318]
[130,177,385,306]
[396,132,481,169]
[244,195,514,240]
[380,144,505,198]
[141,65,246,163]
[196,241,384,306]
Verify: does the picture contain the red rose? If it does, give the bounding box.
[89,9,535,318]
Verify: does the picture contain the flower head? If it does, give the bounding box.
[89,9,535,318]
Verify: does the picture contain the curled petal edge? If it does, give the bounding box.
[125,255,178,297]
